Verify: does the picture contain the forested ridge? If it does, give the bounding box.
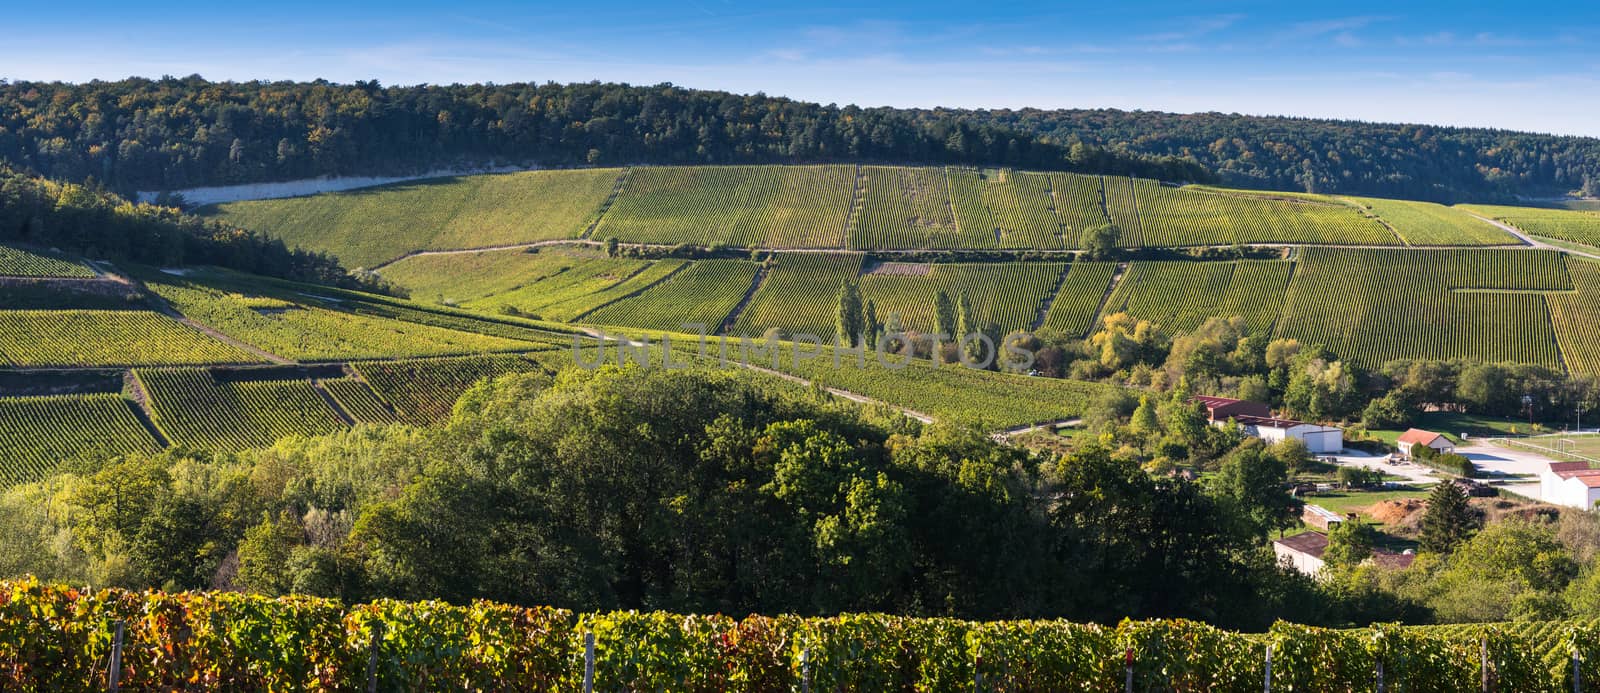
[950,107,1600,202]
[0,77,1206,195]
[0,165,392,291]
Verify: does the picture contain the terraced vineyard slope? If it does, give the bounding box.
[144,271,538,361]
[0,394,161,485]
[594,165,856,247]
[1038,262,1119,336]
[1547,257,1600,375]
[1345,197,1516,246]
[730,253,865,339]
[376,246,661,319]
[352,355,548,425]
[855,262,1064,335]
[320,377,400,425]
[1277,248,1569,367]
[946,168,1067,248]
[209,168,622,268]
[1459,204,1600,248]
[135,368,347,450]
[852,166,969,249]
[0,244,96,277]
[584,259,760,332]
[1100,260,1293,336]
[0,310,262,367]
[1137,184,1397,246]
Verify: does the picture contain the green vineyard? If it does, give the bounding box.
[730,253,865,339]
[946,168,1069,248]
[1101,176,1144,247]
[377,247,660,319]
[594,165,856,247]
[0,310,261,368]
[135,368,347,450]
[1136,184,1397,247]
[851,166,965,249]
[1548,258,1600,375]
[1101,260,1293,336]
[583,259,759,332]
[0,394,161,485]
[210,168,622,269]
[202,165,1597,264]
[320,377,400,425]
[854,262,1064,336]
[1276,248,1569,367]
[1461,204,1600,248]
[1345,197,1516,246]
[143,271,538,361]
[1038,262,1118,336]
[351,354,548,425]
[0,244,95,277]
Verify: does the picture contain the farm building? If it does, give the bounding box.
[1396,429,1454,457]
[1192,395,1272,421]
[1540,462,1600,510]
[1217,415,1344,454]
[1301,504,1347,530]
[1191,396,1344,453]
[1273,532,1328,576]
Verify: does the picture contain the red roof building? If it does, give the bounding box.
[1192,395,1272,422]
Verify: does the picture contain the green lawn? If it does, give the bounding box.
[1301,485,1434,517]
[1370,411,1563,445]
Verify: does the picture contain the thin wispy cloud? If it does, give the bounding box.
[1273,16,1388,45]
[1136,14,1245,44]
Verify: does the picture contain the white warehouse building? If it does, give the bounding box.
[1541,462,1600,510]
[1191,396,1345,454]
[1222,414,1345,454]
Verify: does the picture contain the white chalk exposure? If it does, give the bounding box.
[136,164,536,207]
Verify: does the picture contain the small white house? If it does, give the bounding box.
[1218,415,1344,454]
[1541,462,1600,510]
[1397,429,1454,458]
[1273,532,1328,576]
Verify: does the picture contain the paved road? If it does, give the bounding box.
[1462,212,1600,260]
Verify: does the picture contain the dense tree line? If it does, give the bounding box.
[1018,313,1598,434]
[0,365,1374,630]
[949,108,1600,202]
[0,77,1208,196]
[0,165,394,292]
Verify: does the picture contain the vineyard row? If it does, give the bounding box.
[5,578,1600,692]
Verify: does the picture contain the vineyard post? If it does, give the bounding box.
[1376,658,1384,693]
[1264,644,1272,693]
[1479,636,1487,693]
[1124,648,1134,693]
[801,647,812,693]
[365,621,384,693]
[583,631,596,693]
[1574,647,1581,693]
[108,619,125,693]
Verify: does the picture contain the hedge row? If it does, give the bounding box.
[2,578,1598,691]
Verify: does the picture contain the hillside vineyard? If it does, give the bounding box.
[212,165,1532,266]
[11,164,1600,489]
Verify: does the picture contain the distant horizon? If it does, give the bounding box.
[7,1,1598,138]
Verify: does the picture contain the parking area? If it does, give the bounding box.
[1323,449,1441,486]
[1457,443,1551,499]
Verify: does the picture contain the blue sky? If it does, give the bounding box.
[7,1,1600,135]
